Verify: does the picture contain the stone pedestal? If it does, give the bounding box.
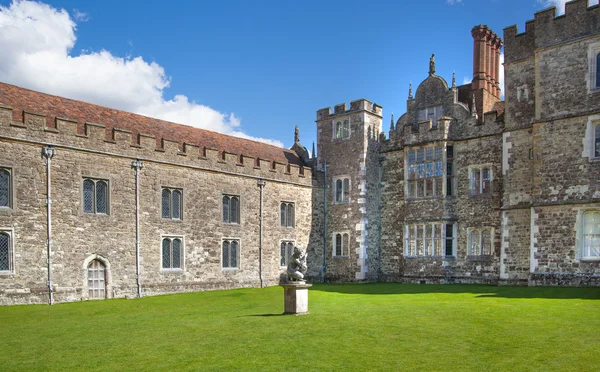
[282,282,312,315]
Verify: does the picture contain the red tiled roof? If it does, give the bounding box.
[0,82,302,166]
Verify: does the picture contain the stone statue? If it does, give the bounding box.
[287,245,308,282]
[429,54,435,75]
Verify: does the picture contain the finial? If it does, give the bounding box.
[408,82,413,99]
[294,125,300,143]
[452,71,456,88]
[429,54,435,75]
[471,94,478,118]
[390,113,395,131]
[312,141,315,159]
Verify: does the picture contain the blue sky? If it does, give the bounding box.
[0,0,595,151]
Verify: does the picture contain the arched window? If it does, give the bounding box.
[280,202,295,227]
[87,259,106,299]
[222,239,240,268]
[0,232,12,272]
[162,237,183,269]
[0,168,11,208]
[594,123,600,158]
[83,178,109,214]
[335,121,342,139]
[334,178,350,203]
[582,211,600,259]
[222,195,240,224]
[333,232,349,257]
[280,241,294,267]
[334,120,350,139]
[161,188,182,219]
[596,52,600,88]
[342,120,350,138]
[468,228,493,256]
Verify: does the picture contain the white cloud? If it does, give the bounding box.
[0,0,283,147]
[72,8,88,22]
[462,76,472,85]
[446,0,463,4]
[538,0,599,15]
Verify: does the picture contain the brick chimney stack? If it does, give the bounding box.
[471,25,503,119]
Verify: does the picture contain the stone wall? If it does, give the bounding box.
[0,105,313,305]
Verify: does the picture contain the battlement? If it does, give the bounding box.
[0,105,311,183]
[316,98,383,121]
[504,0,600,63]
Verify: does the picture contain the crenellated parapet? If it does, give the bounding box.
[0,105,311,183]
[504,0,600,63]
[316,98,383,121]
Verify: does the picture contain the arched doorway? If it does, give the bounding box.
[87,259,106,299]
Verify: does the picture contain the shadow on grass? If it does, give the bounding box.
[310,282,600,300]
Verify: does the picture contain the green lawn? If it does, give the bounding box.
[1,284,599,371]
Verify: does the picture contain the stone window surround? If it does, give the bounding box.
[332,231,350,258]
[417,105,444,128]
[160,235,185,272]
[82,254,112,300]
[587,41,600,93]
[333,176,351,203]
[161,186,183,221]
[577,208,600,261]
[466,227,494,258]
[81,176,110,215]
[221,237,241,270]
[468,164,493,196]
[333,119,351,140]
[0,166,13,210]
[405,222,455,257]
[280,201,295,228]
[0,228,14,275]
[405,145,445,199]
[280,240,295,268]
[222,193,241,225]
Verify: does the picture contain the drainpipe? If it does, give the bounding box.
[257,179,266,288]
[42,146,56,305]
[131,159,144,298]
[319,161,328,282]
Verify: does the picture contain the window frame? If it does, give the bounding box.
[468,165,493,196]
[222,194,241,224]
[222,238,241,270]
[160,235,185,271]
[417,105,444,128]
[333,119,351,140]
[406,145,445,199]
[280,202,295,228]
[332,231,350,257]
[82,177,110,215]
[0,167,13,210]
[161,187,183,220]
[404,222,450,257]
[0,228,14,274]
[280,240,295,267]
[587,41,600,93]
[580,210,600,261]
[334,177,350,203]
[466,227,494,256]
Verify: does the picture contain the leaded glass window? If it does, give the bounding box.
[83,178,109,214]
[222,239,240,268]
[280,241,294,267]
[594,124,600,158]
[162,188,182,219]
[280,202,295,228]
[0,231,13,272]
[334,120,350,139]
[87,260,106,299]
[162,237,183,269]
[0,168,11,208]
[333,232,349,257]
[334,178,350,203]
[223,195,240,224]
[582,211,600,259]
[468,228,493,256]
[405,223,452,257]
[407,146,443,198]
[470,167,492,195]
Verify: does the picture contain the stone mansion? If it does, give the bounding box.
[0,1,599,304]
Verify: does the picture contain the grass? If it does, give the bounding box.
[1,284,599,371]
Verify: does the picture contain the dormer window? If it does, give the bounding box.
[417,105,444,128]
